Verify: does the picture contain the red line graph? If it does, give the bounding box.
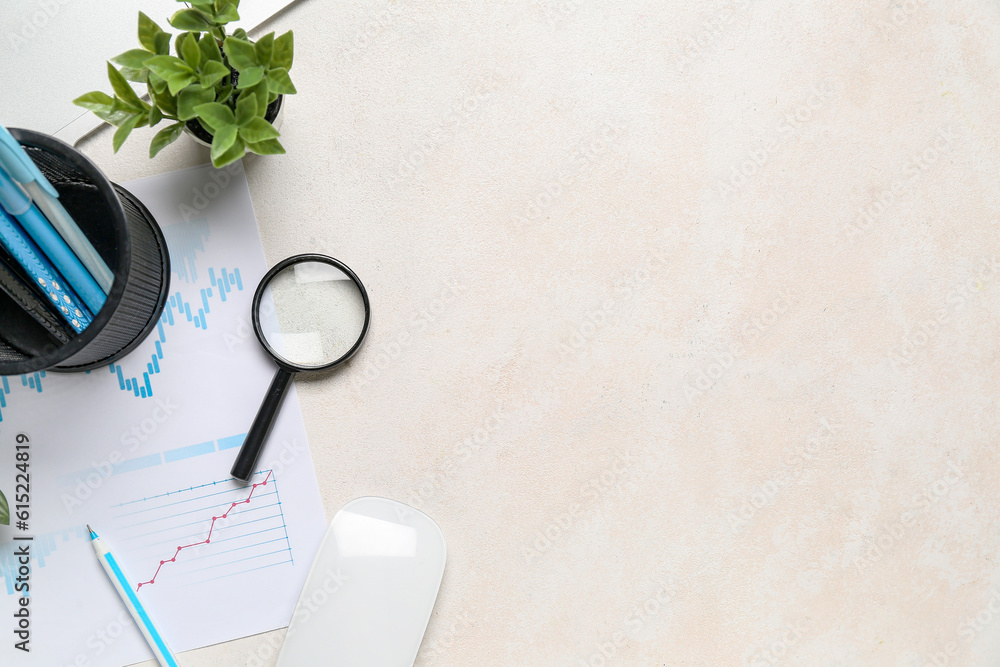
[136,471,273,591]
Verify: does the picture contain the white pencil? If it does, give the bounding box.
[87,525,180,667]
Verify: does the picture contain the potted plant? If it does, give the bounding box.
[73,0,296,168]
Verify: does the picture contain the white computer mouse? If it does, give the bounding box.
[276,497,446,667]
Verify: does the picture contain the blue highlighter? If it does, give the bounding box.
[0,165,106,314]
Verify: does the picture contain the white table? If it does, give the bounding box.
[78,1,1000,664]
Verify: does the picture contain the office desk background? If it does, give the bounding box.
[77,1,1000,664]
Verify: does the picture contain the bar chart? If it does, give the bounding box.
[0,215,245,418]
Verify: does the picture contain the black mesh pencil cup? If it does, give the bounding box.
[0,129,170,375]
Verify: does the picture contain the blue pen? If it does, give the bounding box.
[0,126,113,293]
[0,166,106,313]
[0,207,92,333]
[88,526,180,667]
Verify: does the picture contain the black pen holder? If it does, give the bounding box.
[0,129,170,375]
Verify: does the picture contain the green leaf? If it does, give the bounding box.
[216,83,234,104]
[94,108,134,126]
[73,91,114,112]
[265,67,296,95]
[181,33,201,69]
[194,102,235,131]
[149,121,185,157]
[154,32,171,56]
[146,55,195,79]
[199,34,223,63]
[243,80,269,116]
[213,1,239,24]
[235,93,257,126]
[232,28,248,41]
[146,56,197,95]
[148,71,168,94]
[199,60,229,87]
[177,85,215,121]
[246,138,285,156]
[119,66,149,84]
[223,37,257,70]
[112,49,153,69]
[212,135,246,167]
[238,117,279,142]
[167,72,197,96]
[0,488,8,526]
[170,8,213,31]
[174,32,187,59]
[151,86,177,116]
[148,104,163,126]
[138,11,164,52]
[236,66,263,89]
[254,32,274,67]
[107,62,145,110]
[91,98,138,126]
[271,31,293,70]
[113,114,143,152]
[211,124,238,160]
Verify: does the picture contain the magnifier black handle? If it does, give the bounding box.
[231,367,294,483]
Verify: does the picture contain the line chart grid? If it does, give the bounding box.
[110,470,293,591]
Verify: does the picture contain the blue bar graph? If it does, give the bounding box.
[164,440,215,463]
[0,373,44,421]
[57,433,250,488]
[0,215,245,421]
[113,453,164,475]
[161,217,210,284]
[216,434,247,451]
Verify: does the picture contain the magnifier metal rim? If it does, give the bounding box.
[251,253,371,372]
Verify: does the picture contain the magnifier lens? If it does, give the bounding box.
[256,260,367,369]
[232,255,369,483]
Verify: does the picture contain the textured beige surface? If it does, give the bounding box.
[74,1,1000,665]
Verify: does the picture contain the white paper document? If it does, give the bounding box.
[0,162,327,665]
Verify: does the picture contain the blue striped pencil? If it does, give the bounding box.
[88,525,180,667]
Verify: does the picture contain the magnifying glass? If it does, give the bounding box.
[230,254,370,483]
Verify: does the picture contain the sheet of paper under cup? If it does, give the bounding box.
[0,162,327,666]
